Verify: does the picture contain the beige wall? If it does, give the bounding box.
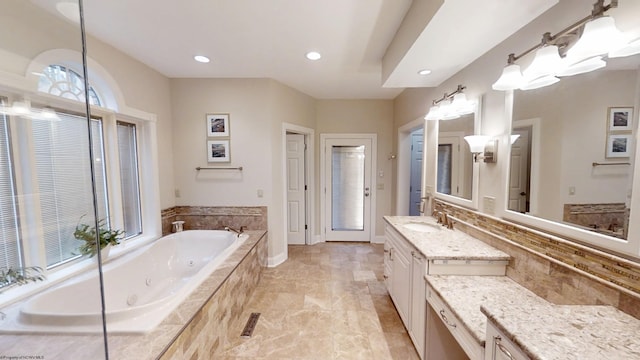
[0,1,175,210]
[316,100,394,238]
[392,0,640,254]
[170,78,316,262]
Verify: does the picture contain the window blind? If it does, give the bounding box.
[32,113,108,268]
[0,106,21,270]
[117,122,142,238]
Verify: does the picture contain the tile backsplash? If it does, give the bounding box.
[161,206,267,235]
[435,199,640,319]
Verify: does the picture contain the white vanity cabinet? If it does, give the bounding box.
[484,322,529,360]
[385,224,427,358]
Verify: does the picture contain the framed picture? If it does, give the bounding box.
[206,113,230,137]
[608,107,633,132]
[606,134,632,158]
[207,140,230,162]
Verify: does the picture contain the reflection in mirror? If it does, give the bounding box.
[509,54,640,240]
[437,113,474,200]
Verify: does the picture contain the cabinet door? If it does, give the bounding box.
[390,240,410,324]
[409,252,426,358]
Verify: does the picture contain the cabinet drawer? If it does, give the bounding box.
[427,285,483,360]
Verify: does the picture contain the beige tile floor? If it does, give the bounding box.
[221,242,420,359]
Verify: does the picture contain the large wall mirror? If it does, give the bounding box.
[434,98,481,209]
[505,54,640,256]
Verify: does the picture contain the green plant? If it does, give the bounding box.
[74,217,124,257]
[0,266,45,289]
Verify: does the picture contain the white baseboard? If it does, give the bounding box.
[372,235,386,244]
[310,235,324,245]
[267,252,287,267]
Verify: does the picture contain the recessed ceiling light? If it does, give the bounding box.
[194,55,210,63]
[305,51,322,61]
[418,69,432,76]
[56,1,80,23]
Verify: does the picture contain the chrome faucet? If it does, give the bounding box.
[225,225,245,237]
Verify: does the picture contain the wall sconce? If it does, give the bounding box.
[424,85,476,121]
[464,135,497,163]
[492,0,640,92]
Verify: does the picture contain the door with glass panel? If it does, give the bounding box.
[323,136,373,242]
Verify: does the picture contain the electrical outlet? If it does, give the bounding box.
[257,189,264,198]
[175,189,181,198]
[483,196,496,215]
[425,186,433,196]
[377,183,384,190]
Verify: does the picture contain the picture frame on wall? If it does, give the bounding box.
[606,134,632,158]
[608,107,633,132]
[207,140,230,162]
[206,113,230,137]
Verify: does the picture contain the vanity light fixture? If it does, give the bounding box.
[424,85,476,121]
[463,135,497,163]
[492,0,640,92]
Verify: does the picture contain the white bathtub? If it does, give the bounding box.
[2,230,247,334]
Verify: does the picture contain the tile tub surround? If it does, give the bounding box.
[383,216,510,261]
[433,200,640,319]
[161,206,267,236]
[0,230,267,360]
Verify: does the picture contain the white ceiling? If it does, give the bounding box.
[34,0,558,99]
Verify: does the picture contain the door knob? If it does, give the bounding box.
[520,192,526,196]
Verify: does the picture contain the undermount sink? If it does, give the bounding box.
[402,222,441,233]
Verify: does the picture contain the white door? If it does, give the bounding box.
[286,134,306,245]
[509,128,530,213]
[323,136,374,242]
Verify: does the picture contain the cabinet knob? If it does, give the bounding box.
[383,275,388,279]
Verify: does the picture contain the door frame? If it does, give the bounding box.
[282,123,315,248]
[320,133,377,243]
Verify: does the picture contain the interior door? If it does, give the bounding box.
[509,128,531,213]
[286,134,306,245]
[409,130,423,216]
[324,137,373,242]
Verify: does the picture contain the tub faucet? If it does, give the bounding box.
[172,220,185,233]
[225,226,245,237]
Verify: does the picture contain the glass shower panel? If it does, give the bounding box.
[331,145,365,231]
[0,1,108,358]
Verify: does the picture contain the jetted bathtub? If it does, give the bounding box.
[2,230,247,334]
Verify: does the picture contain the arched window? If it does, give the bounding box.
[37,64,102,106]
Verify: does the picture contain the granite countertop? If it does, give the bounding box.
[481,302,640,360]
[426,275,640,359]
[384,216,510,261]
[425,275,547,347]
